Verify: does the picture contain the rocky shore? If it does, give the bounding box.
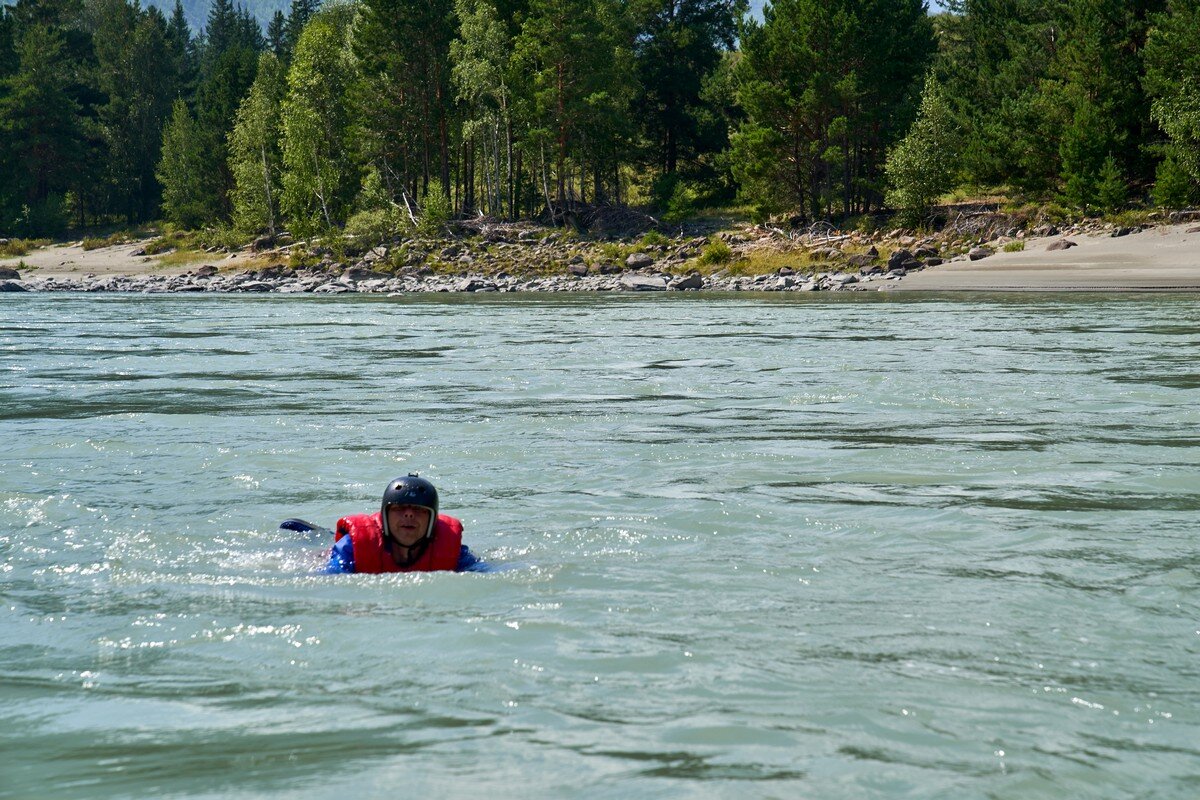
[0,262,903,294]
[2,209,1198,295]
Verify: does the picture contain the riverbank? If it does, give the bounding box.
[3,213,1199,293]
[888,221,1200,291]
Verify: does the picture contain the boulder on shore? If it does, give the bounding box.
[625,252,655,270]
[620,274,667,291]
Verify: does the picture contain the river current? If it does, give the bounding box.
[2,293,1198,798]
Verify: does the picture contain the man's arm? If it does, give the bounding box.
[324,536,355,573]
[456,545,489,572]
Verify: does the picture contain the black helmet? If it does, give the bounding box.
[381,473,439,541]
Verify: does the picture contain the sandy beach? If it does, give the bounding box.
[889,222,1200,291]
[0,240,257,278]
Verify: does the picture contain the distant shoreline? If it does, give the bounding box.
[3,222,1200,295]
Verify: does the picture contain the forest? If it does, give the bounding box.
[0,0,1198,240]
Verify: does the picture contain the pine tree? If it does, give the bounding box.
[452,0,514,216]
[158,98,219,226]
[1055,0,1163,202]
[631,0,739,182]
[1095,154,1128,212]
[933,0,1067,193]
[730,0,930,221]
[166,0,197,95]
[267,10,287,58]
[0,22,83,234]
[513,0,633,209]
[284,0,319,56]
[354,0,457,204]
[230,51,287,232]
[188,0,263,223]
[94,0,179,222]
[201,0,238,76]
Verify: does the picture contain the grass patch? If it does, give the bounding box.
[597,242,635,262]
[1002,240,1026,252]
[0,238,51,258]
[143,228,197,255]
[691,248,822,277]
[1105,209,1155,228]
[81,232,133,250]
[155,249,217,269]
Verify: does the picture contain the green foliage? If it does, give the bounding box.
[81,232,133,250]
[1059,99,1116,211]
[418,180,452,235]
[885,76,960,225]
[451,0,514,217]
[0,238,51,258]
[356,168,394,213]
[1095,154,1128,214]
[731,0,934,221]
[933,0,1151,199]
[230,51,287,233]
[513,0,634,204]
[653,173,697,223]
[0,23,83,236]
[638,230,669,247]
[345,208,402,245]
[158,100,219,228]
[632,0,738,180]
[355,0,458,210]
[195,224,253,251]
[93,0,179,224]
[281,5,358,236]
[696,237,732,266]
[1002,240,1026,253]
[1152,150,1200,208]
[1145,1,1200,192]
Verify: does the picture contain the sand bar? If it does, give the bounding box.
[889,223,1200,291]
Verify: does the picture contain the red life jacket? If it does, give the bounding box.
[334,512,463,573]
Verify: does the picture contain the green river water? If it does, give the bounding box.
[1,293,1198,798]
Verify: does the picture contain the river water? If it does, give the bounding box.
[2,293,1198,799]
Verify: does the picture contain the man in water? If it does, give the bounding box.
[324,474,485,573]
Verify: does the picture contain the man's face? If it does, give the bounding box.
[387,504,432,546]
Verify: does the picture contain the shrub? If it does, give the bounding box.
[11,195,68,238]
[697,237,733,266]
[598,242,632,261]
[288,245,319,270]
[195,226,252,251]
[885,76,960,224]
[639,230,669,248]
[1152,151,1200,209]
[345,208,401,244]
[418,179,452,235]
[1003,240,1025,252]
[1095,155,1128,213]
[0,238,50,258]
